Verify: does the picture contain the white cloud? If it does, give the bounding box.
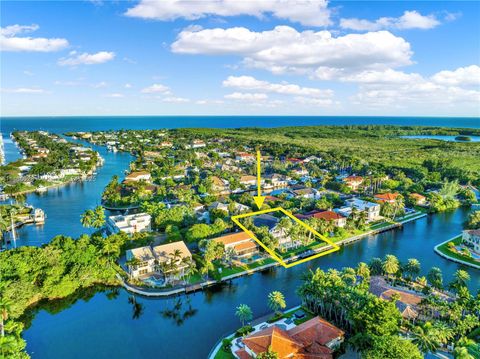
[141,83,171,94]
[172,26,412,76]
[1,87,46,94]
[104,93,124,98]
[125,0,331,27]
[92,81,108,88]
[58,51,115,66]
[0,24,68,52]
[339,69,424,84]
[294,96,334,106]
[224,92,268,101]
[350,65,480,111]
[340,10,440,31]
[195,99,224,105]
[223,75,333,97]
[124,83,133,88]
[162,96,189,103]
[431,65,480,86]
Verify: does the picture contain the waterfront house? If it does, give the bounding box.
[126,246,156,278]
[126,241,193,282]
[462,229,480,254]
[374,192,401,204]
[303,210,347,228]
[239,316,344,359]
[343,176,364,191]
[340,198,381,222]
[253,214,299,250]
[107,213,151,234]
[151,241,193,282]
[409,193,427,205]
[125,171,152,183]
[212,232,259,259]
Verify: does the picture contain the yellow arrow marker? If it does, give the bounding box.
[253,150,265,209]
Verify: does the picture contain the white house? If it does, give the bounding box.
[463,229,480,254]
[107,213,151,234]
[339,198,381,222]
[126,246,156,277]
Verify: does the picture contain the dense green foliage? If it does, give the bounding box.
[0,231,149,358]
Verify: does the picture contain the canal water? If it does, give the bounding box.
[1,117,478,358]
[1,138,133,246]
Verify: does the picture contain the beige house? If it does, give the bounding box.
[125,171,152,182]
[212,232,259,259]
[126,241,193,281]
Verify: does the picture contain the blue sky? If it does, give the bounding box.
[1,0,479,117]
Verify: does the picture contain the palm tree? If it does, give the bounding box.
[404,258,421,281]
[91,205,105,229]
[235,304,253,327]
[369,257,383,275]
[382,254,400,283]
[125,257,140,279]
[356,262,370,280]
[80,209,94,228]
[411,323,441,354]
[427,267,443,290]
[450,270,470,292]
[267,291,286,315]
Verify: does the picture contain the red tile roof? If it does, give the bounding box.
[242,317,343,359]
[243,326,303,358]
[213,232,252,246]
[310,211,345,221]
[375,193,400,202]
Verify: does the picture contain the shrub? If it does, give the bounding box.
[235,325,253,337]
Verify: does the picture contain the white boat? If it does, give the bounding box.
[36,186,47,193]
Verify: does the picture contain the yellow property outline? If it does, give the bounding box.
[231,207,341,268]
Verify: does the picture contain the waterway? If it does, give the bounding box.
[0,117,478,358]
[402,135,480,142]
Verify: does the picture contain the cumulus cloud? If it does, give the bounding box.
[431,65,480,86]
[125,0,331,26]
[141,83,171,94]
[0,24,68,52]
[58,51,115,66]
[223,75,333,97]
[350,65,480,112]
[172,26,413,76]
[340,10,440,31]
[224,92,268,101]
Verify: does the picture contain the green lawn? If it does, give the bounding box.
[437,236,480,267]
[216,257,276,279]
[214,346,235,359]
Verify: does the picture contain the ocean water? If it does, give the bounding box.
[1,116,479,134]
